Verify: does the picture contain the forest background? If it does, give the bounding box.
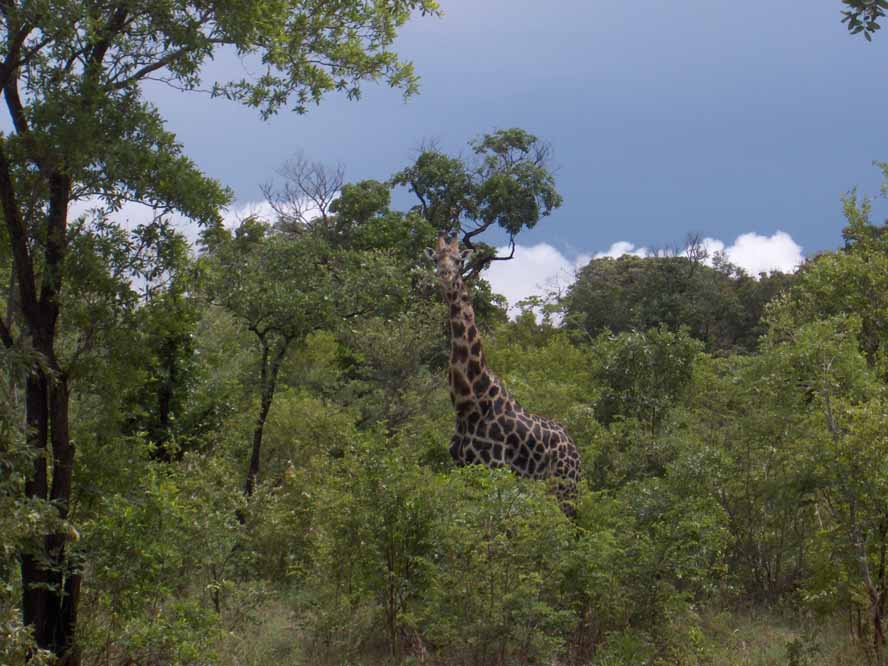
[3,2,888,665]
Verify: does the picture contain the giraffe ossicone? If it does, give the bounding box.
[426,235,582,516]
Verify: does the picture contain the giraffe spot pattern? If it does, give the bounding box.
[452,344,469,364]
[436,251,581,515]
[450,388,581,514]
[452,370,472,396]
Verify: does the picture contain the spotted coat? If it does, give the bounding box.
[427,236,581,514]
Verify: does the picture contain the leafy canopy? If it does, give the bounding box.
[391,128,562,264]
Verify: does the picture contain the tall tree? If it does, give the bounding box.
[391,128,562,269]
[203,219,405,498]
[0,0,439,660]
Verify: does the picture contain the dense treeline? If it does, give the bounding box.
[563,248,795,353]
[4,152,888,665]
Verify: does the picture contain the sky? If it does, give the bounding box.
[44,2,888,308]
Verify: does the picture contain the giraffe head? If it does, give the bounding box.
[424,235,473,286]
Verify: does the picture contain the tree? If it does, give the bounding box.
[562,252,794,353]
[391,128,562,269]
[116,222,204,461]
[761,184,888,658]
[778,185,888,372]
[262,153,346,235]
[590,326,701,436]
[0,0,439,660]
[763,310,888,661]
[203,219,406,498]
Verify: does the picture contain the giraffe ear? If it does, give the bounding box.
[423,247,437,261]
[459,248,474,264]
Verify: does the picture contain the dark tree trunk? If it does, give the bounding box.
[3,161,79,662]
[21,359,80,664]
[151,336,179,462]
[243,334,291,499]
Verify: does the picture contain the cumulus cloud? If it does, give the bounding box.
[483,231,804,317]
[483,243,585,317]
[716,231,803,275]
[593,241,650,260]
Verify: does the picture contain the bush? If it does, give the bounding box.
[420,466,577,665]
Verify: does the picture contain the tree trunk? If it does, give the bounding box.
[872,597,885,666]
[21,360,80,664]
[243,335,291,498]
[5,162,78,662]
[151,335,179,462]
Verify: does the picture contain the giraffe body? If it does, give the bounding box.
[426,236,581,514]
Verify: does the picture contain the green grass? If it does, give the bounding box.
[697,610,870,666]
[215,598,875,666]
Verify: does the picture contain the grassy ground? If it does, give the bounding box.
[215,600,874,666]
[696,610,869,666]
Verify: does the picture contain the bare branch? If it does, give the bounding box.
[264,152,345,232]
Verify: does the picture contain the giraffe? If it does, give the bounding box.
[424,235,582,515]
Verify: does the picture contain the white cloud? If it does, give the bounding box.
[716,231,803,275]
[483,231,804,318]
[593,241,650,260]
[220,200,276,229]
[483,243,586,317]
[67,197,280,247]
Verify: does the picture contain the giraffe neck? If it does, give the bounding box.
[445,277,492,409]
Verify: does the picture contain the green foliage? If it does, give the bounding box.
[842,0,888,41]
[0,348,56,665]
[591,326,702,433]
[420,466,577,665]
[563,252,794,353]
[339,301,450,433]
[391,128,562,258]
[78,447,247,664]
[7,34,888,660]
[301,434,439,660]
[773,191,888,373]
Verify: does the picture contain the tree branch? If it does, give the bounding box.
[87,6,129,70]
[3,69,29,136]
[484,238,516,263]
[39,173,72,326]
[461,221,494,248]
[0,141,38,320]
[109,44,220,91]
[0,23,34,88]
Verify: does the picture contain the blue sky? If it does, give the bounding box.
[49,2,888,307]
[145,1,888,261]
